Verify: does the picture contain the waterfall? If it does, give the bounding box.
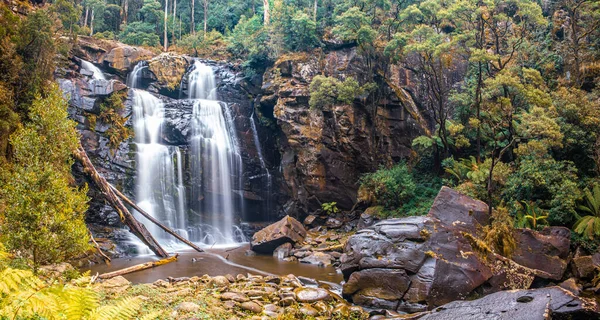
[188,61,245,245]
[81,60,106,80]
[131,89,188,250]
[127,60,245,252]
[128,62,147,88]
[188,61,217,100]
[250,112,272,218]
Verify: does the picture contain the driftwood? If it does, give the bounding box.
[313,244,344,252]
[98,254,178,279]
[109,185,204,253]
[74,145,169,258]
[89,230,111,263]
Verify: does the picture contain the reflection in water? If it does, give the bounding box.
[87,244,342,285]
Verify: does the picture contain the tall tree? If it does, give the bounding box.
[164,0,168,51]
[203,0,208,32]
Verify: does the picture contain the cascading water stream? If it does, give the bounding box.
[187,61,245,245]
[249,112,273,217]
[81,60,106,80]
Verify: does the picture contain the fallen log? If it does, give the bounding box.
[89,230,111,263]
[313,244,344,252]
[98,254,178,279]
[74,145,169,258]
[109,185,204,253]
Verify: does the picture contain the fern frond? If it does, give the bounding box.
[87,297,142,320]
[139,310,162,320]
[59,286,100,320]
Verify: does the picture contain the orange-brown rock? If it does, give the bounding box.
[251,215,307,254]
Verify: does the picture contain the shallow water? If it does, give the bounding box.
[86,244,343,284]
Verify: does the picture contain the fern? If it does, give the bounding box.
[87,297,142,320]
[574,184,600,239]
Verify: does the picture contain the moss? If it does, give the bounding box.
[98,90,131,152]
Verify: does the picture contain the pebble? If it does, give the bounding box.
[221,291,250,302]
[177,301,200,313]
[241,301,263,313]
[294,287,332,303]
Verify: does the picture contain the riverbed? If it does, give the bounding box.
[86,243,343,284]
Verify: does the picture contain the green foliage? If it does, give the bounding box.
[178,30,228,58]
[119,22,161,46]
[515,201,548,230]
[482,206,517,258]
[321,202,339,215]
[573,184,600,240]
[227,15,271,74]
[308,75,365,109]
[99,91,132,151]
[0,86,90,268]
[358,162,416,210]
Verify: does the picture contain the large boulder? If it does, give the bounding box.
[251,215,307,253]
[340,187,572,312]
[416,287,599,320]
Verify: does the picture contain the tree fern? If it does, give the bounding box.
[574,184,600,239]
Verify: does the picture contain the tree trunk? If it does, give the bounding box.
[191,0,195,34]
[313,0,317,21]
[110,185,204,253]
[89,9,94,35]
[122,0,128,25]
[164,0,168,51]
[172,0,177,40]
[263,0,269,25]
[203,0,208,33]
[84,7,89,27]
[74,146,169,258]
[98,255,178,280]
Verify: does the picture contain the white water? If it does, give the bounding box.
[131,89,188,251]
[188,61,245,245]
[249,112,273,216]
[127,60,246,253]
[81,60,106,80]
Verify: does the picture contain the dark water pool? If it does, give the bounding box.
[86,244,343,284]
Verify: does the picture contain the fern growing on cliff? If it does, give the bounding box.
[573,184,600,239]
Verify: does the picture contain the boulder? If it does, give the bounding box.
[294,287,332,303]
[101,44,154,74]
[572,255,596,279]
[273,242,293,259]
[299,252,332,266]
[147,53,190,93]
[511,226,570,280]
[340,187,576,312]
[418,287,599,320]
[251,215,307,254]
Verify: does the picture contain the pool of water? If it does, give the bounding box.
[86,244,343,284]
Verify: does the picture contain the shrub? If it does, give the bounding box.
[308,75,364,109]
[178,30,229,58]
[98,91,131,151]
[0,86,89,268]
[358,162,416,210]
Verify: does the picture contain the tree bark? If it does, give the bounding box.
[191,0,195,34]
[172,0,177,40]
[203,0,208,33]
[122,0,128,25]
[313,0,317,21]
[110,185,204,253]
[164,0,168,51]
[98,254,178,279]
[74,146,169,258]
[84,7,89,27]
[263,0,269,25]
[89,9,94,35]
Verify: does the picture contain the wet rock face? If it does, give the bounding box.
[418,287,599,320]
[340,187,572,312]
[261,49,422,217]
[74,36,155,76]
[251,216,307,254]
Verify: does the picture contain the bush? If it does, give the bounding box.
[178,30,229,58]
[0,86,89,268]
[308,75,363,109]
[359,162,416,209]
[228,15,271,75]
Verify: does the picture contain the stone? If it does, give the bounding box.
[177,302,200,313]
[511,226,570,280]
[418,287,599,319]
[241,301,263,313]
[303,215,317,226]
[342,187,569,311]
[294,288,332,303]
[209,276,230,287]
[251,216,307,254]
[299,305,319,317]
[221,292,250,302]
[99,276,131,293]
[572,255,596,279]
[300,252,332,266]
[560,278,582,295]
[147,53,189,92]
[273,242,293,259]
[343,268,411,308]
[326,217,343,229]
[331,304,350,318]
